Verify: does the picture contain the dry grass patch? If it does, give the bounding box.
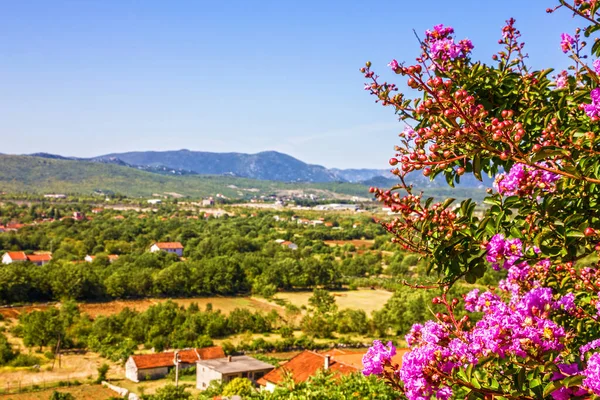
[273,289,392,316]
[0,384,115,400]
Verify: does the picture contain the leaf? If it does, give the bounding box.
[473,154,482,181]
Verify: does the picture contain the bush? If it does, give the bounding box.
[9,353,41,367]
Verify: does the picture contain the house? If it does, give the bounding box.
[26,254,52,266]
[2,252,52,265]
[91,208,104,214]
[147,199,162,205]
[125,346,225,382]
[150,242,184,256]
[196,356,274,390]
[44,194,67,199]
[2,251,28,264]
[256,349,410,392]
[281,241,298,250]
[202,198,215,207]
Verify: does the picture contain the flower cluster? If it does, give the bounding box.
[584,88,600,119]
[362,340,396,376]
[400,321,473,400]
[485,234,523,270]
[423,24,473,64]
[494,163,560,196]
[560,33,577,53]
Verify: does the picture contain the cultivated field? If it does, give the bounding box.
[272,289,393,315]
[0,296,282,320]
[0,384,116,400]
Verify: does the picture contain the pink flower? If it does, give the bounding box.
[561,33,576,53]
[584,88,600,118]
[594,59,600,74]
[388,59,399,72]
[555,71,567,89]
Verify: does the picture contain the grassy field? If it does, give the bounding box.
[0,296,283,320]
[271,289,393,316]
[0,384,116,399]
[0,289,391,321]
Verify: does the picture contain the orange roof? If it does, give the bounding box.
[153,242,183,249]
[257,351,357,386]
[27,254,52,262]
[130,347,224,370]
[108,254,119,261]
[5,251,27,261]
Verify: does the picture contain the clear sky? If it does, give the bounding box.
[0,0,582,169]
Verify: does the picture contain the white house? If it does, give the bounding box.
[196,356,274,390]
[2,251,28,264]
[149,242,184,257]
[2,252,52,265]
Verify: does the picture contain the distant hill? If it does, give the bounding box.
[0,154,373,199]
[96,150,343,183]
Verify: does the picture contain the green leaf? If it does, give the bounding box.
[473,154,482,181]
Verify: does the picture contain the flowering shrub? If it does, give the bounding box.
[362,1,600,398]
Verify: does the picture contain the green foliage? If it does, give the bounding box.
[96,363,109,383]
[140,384,192,400]
[0,333,16,365]
[49,392,75,400]
[221,377,256,397]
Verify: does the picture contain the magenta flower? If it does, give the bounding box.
[388,59,399,72]
[583,353,600,395]
[362,340,396,376]
[555,72,567,89]
[561,33,576,53]
[594,59,600,75]
[495,163,559,197]
[584,88,600,118]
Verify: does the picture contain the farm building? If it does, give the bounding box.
[196,356,274,390]
[149,242,184,256]
[125,346,225,382]
[280,241,298,250]
[257,348,408,392]
[2,251,52,265]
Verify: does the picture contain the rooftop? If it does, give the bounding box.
[153,242,184,249]
[130,346,224,369]
[197,356,274,375]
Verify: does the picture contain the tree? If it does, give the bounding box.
[96,363,109,383]
[49,392,75,400]
[360,2,600,399]
[221,377,256,397]
[308,288,337,314]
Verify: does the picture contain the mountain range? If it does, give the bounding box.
[27,149,493,188]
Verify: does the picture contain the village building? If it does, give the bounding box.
[26,254,52,266]
[149,242,184,256]
[196,356,274,390]
[125,346,224,382]
[257,349,407,392]
[2,251,52,265]
[2,251,28,264]
[201,198,215,207]
[147,199,162,205]
[72,211,85,221]
[91,208,104,214]
[280,241,298,250]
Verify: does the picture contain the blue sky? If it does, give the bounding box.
[0,0,582,168]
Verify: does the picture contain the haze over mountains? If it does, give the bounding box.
[25,149,493,187]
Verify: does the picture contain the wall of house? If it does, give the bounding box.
[1,254,11,264]
[137,366,169,381]
[264,381,278,393]
[196,366,222,390]
[125,358,139,382]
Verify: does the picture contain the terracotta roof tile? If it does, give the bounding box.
[5,251,27,261]
[258,351,358,386]
[153,242,184,249]
[130,347,224,370]
[27,254,52,262]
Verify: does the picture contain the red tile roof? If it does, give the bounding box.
[27,254,52,262]
[130,347,224,370]
[5,251,27,261]
[153,242,183,249]
[108,254,119,261]
[257,350,357,386]
[257,348,409,387]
